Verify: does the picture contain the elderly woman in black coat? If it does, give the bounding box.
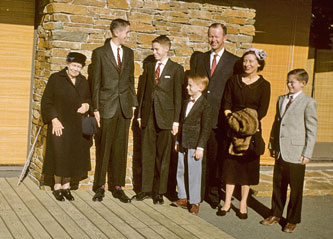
[41,52,92,201]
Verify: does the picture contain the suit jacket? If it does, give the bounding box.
[90,39,138,119]
[269,92,317,164]
[178,95,212,149]
[138,59,184,130]
[191,50,239,128]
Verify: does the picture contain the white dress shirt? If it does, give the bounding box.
[210,48,225,69]
[110,40,122,65]
[281,90,302,115]
[155,58,169,77]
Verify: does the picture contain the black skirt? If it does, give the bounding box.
[221,152,260,185]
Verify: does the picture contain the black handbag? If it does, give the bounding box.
[250,130,265,155]
[82,116,98,136]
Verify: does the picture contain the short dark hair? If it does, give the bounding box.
[110,18,130,35]
[287,69,309,84]
[152,35,171,48]
[186,72,209,90]
[241,51,265,71]
[208,23,227,35]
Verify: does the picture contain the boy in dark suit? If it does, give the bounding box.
[90,19,138,202]
[175,73,212,215]
[261,69,317,233]
[135,35,184,204]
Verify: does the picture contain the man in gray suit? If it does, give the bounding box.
[261,69,317,233]
[90,19,138,202]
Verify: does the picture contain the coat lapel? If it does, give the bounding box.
[159,59,172,81]
[184,95,203,121]
[278,95,286,118]
[104,40,119,71]
[121,46,129,72]
[203,51,211,78]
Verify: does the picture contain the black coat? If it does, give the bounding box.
[41,68,91,178]
[191,50,239,128]
[178,95,212,149]
[138,59,184,130]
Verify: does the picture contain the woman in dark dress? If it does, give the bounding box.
[217,48,271,218]
[41,52,91,201]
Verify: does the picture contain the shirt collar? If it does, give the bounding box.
[157,57,169,66]
[110,39,121,51]
[190,93,202,102]
[289,90,302,99]
[211,48,225,58]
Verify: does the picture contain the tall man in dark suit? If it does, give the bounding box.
[90,19,138,202]
[191,23,239,208]
[135,35,184,204]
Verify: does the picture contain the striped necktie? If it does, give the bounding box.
[155,62,162,85]
[117,47,122,71]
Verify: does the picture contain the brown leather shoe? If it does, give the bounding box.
[176,198,188,208]
[283,223,296,233]
[260,216,280,225]
[190,204,200,215]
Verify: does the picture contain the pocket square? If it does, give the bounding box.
[165,75,171,78]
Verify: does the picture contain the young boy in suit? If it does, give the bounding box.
[261,69,317,233]
[135,35,184,204]
[175,73,212,214]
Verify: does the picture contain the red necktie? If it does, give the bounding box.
[285,95,293,112]
[155,62,162,85]
[211,54,217,77]
[117,47,122,71]
[189,98,195,103]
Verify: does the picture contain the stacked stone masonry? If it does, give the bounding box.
[29,0,256,189]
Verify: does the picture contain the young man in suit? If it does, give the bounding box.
[175,73,212,215]
[135,35,184,204]
[261,69,317,233]
[190,23,239,208]
[90,19,138,202]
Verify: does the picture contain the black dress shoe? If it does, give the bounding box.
[53,189,65,201]
[153,194,164,205]
[216,208,230,216]
[112,189,131,203]
[133,192,151,201]
[62,189,74,201]
[92,188,105,202]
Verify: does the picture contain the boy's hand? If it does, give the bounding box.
[94,111,100,128]
[269,148,276,158]
[137,118,141,128]
[300,156,310,165]
[171,125,178,135]
[193,148,203,160]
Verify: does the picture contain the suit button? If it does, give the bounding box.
[282,124,285,126]
[207,90,210,94]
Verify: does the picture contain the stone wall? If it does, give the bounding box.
[29,0,256,189]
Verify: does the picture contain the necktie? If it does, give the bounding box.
[155,62,162,85]
[285,95,293,112]
[117,47,122,71]
[211,54,217,77]
[189,98,195,103]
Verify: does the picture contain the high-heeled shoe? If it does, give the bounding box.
[216,207,230,216]
[237,211,248,219]
[53,189,65,201]
[62,189,74,201]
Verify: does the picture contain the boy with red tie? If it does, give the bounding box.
[175,73,212,214]
[135,35,184,204]
[261,69,317,233]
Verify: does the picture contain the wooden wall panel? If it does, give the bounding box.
[0,0,35,164]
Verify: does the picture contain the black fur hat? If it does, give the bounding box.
[66,52,86,67]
